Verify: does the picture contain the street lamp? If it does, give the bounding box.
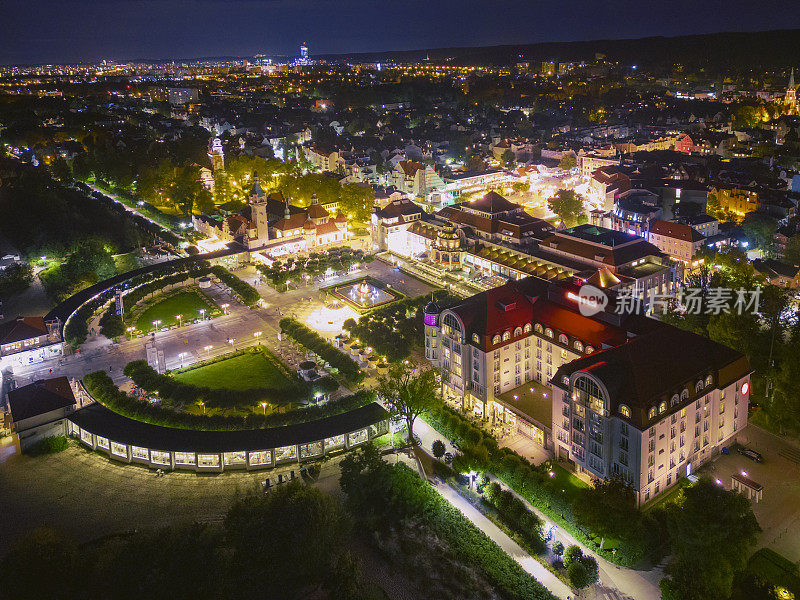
[176,314,182,327]
[254,331,263,344]
[468,470,477,492]
[261,401,267,414]
[199,400,205,414]
[152,319,161,332]
[221,303,230,314]
[199,308,206,319]
[204,344,213,356]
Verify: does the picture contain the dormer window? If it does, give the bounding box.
[705,375,713,387]
[586,346,594,354]
[559,334,568,345]
[659,401,667,414]
[670,394,680,407]
[535,323,543,333]
[648,407,657,420]
[696,381,704,393]
[514,327,523,337]
[681,389,689,401]
[502,331,511,341]
[574,341,584,352]
[523,323,532,333]
[619,404,631,418]
[492,335,501,345]
[545,328,554,338]
[472,333,480,344]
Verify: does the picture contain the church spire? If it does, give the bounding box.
[250,171,265,198]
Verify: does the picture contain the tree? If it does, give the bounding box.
[568,555,599,589]
[558,153,577,171]
[225,481,349,595]
[661,478,761,600]
[500,149,516,169]
[376,361,441,445]
[572,474,638,549]
[548,189,585,227]
[0,262,33,297]
[785,234,800,265]
[740,213,778,256]
[432,439,446,459]
[552,541,565,559]
[0,528,78,600]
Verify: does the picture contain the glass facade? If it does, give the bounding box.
[274,445,297,462]
[68,417,388,472]
[223,451,247,466]
[299,442,323,459]
[198,454,220,468]
[348,429,368,446]
[248,450,271,466]
[151,450,171,465]
[174,452,196,466]
[324,435,345,450]
[111,442,127,458]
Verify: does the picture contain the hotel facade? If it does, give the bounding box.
[424,275,750,504]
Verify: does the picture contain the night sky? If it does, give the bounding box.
[4,0,800,65]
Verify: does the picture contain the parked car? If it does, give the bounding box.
[737,447,764,463]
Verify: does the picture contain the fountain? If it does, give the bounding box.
[331,278,401,311]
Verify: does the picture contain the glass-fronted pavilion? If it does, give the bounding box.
[68,402,389,472]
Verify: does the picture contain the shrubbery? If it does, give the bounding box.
[83,370,374,431]
[425,405,665,567]
[340,445,557,600]
[484,482,547,554]
[26,435,70,456]
[279,318,363,383]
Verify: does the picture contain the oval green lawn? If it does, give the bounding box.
[174,353,294,391]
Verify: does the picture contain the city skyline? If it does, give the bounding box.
[3,0,800,65]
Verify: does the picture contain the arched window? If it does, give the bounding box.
[671,394,680,407]
[545,328,554,338]
[535,323,543,333]
[559,334,568,345]
[502,331,511,341]
[523,323,532,333]
[705,375,713,387]
[472,333,480,344]
[696,381,704,393]
[514,326,523,337]
[492,335,500,345]
[648,407,657,420]
[574,341,584,352]
[680,389,689,401]
[562,376,570,386]
[659,401,667,414]
[586,346,594,354]
[619,404,631,418]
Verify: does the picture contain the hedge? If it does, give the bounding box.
[425,405,661,567]
[83,370,375,431]
[279,318,364,383]
[64,260,259,348]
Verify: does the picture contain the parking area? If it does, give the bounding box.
[697,425,800,562]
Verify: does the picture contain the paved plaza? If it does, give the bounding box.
[0,438,347,555]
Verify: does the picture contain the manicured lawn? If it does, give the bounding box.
[135,290,218,332]
[548,464,590,503]
[174,352,294,391]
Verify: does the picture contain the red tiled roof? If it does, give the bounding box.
[0,317,48,345]
[649,220,704,243]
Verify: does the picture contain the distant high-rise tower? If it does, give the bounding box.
[298,42,309,66]
[208,137,224,171]
[786,68,797,115]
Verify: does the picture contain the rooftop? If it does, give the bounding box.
[8,377,75,423]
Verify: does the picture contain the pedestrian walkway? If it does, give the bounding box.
[434,480,574,599]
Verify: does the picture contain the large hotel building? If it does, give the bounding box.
[424,276,751,504]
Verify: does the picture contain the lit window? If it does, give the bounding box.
[523,323,532,333]
[502,331,511,341]
[514,327,523,337]
[659,401,667,414]
[472,333,480,344]
[648,407,657,419]
[492,335,501,345]
[545,328,554,338]
[559,334,568,345]
[574,341,583,352]
[586,346,594,354]
[535,323,543,333]
[619,404,631,418]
